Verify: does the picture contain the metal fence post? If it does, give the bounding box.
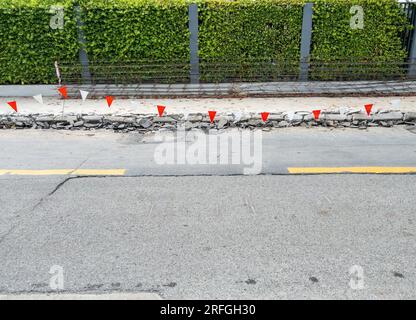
[299,2,314,81]
[189,3,200,84]
[408,5,416,78]
[74,4,91,83]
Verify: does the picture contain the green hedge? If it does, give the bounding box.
[198,0,305,82]
[0,0,79,84]
[0,0,412,84]
[311,0,410,80]
[78,0,190,83]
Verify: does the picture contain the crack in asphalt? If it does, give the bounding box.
[32,158,90,210]
[46,176,75,197]
[0,285,162,295]
[1,171,415,246]
[0,158,90,247]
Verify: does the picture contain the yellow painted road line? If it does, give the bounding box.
[0,169,126,176]
[71,169,126,176]
[1,169,73,176]
[288,167,416,174]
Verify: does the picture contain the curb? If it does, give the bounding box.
[1,110,416,132]
[2,81,416,98]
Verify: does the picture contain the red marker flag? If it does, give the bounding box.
[7,101,18,112]
[365,104,373,116]
[58,86,68,99]
[157,105,166,117]
[106,96,114,108]
[208,111,216,123]
[261,112,270,122]
[312,110,321,120]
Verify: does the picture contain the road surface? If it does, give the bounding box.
[0,127,415,299]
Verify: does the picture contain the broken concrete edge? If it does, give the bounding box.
[1,110,416,132]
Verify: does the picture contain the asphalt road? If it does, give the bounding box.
[0,127,415,299]
[0,127,416,175]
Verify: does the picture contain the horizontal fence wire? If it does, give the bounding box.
[56,58,416,85]
[308,59,414,81]
[58,59,190,85]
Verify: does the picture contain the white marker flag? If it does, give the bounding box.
[33,94,43,105]
[80,90,89,102]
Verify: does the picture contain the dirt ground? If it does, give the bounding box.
[1,96,415,115]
